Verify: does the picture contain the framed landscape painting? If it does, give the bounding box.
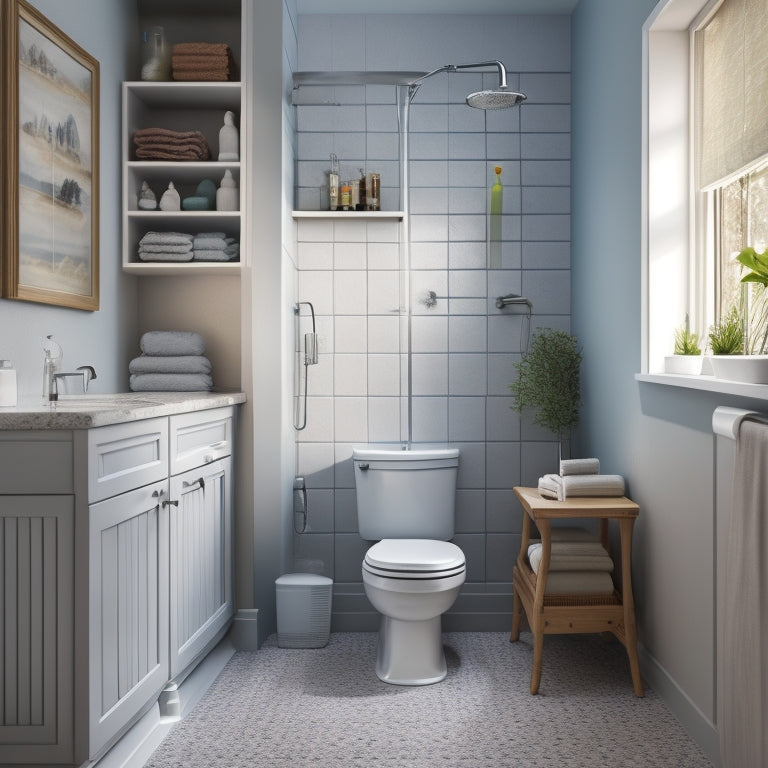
[1,0,99,310]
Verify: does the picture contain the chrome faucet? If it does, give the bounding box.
[48,366,97,401]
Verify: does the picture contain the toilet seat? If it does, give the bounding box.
[364,539,466,580]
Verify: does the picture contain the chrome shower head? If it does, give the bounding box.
[466,88,527,110]
[408,59,527,110]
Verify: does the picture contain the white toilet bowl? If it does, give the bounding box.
[362,538,466,685]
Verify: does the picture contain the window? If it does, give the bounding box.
[695,0,768,355]
[642,0,768,376]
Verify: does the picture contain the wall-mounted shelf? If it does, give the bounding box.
[292,211,404,221]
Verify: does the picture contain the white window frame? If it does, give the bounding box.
[639,0,768,397]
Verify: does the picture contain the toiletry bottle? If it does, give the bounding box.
[356,169,367,211]
[0,360,17,407]
[42,334,62,401]
[328,153,339,211]
[340,182,352,211]
[367,172,380,211]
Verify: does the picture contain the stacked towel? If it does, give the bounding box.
[171,43,234,81]
[192,231,239,262]
[133,127,211,161]
[129,332,212,392]
[537,457,625,501]
[527,526,615,596]
[138,231,194,262]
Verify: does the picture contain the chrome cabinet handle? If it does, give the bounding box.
[162,499,179,508]
[182,477,206,492]
[359,463,370,471]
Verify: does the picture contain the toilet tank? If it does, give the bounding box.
[352,447,460,541]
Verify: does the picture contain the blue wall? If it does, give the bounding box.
[0,0,138,399]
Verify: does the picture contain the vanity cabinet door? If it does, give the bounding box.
[88,480,169,759]
[0,496,75,766]
[168,457,233,678]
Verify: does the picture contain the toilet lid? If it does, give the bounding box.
[364,539,465,575]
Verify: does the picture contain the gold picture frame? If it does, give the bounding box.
[1,0,99,310]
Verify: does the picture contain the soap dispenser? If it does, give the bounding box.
[0,360,17,407]
[42,335,62,401]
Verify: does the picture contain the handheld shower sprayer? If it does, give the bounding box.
[294,302,318,431]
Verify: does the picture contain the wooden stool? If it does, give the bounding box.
[510,486,644,697]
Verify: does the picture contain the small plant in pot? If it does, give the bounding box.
[665,320,703,375]
[509,328,582,460]
[708,307,744,355]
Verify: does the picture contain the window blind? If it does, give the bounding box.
[695,0,768,188]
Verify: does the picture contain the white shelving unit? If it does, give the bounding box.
[122,81,243,275]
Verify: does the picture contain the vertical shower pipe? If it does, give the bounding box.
[399,82,414,447]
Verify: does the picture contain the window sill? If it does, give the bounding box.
[636,373,768,400]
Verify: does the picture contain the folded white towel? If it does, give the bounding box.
[138,248,194,262]
[561,474,625,499]
[129,373,212,392]
[129,355,212,375]
[560,457,600,476]
[538,473,625,501]
[138,242,194,254]
[193,245,239,261]
[540,571,615,595]
[538,473,561,499]
[139,231,194,246]
[140,331,205,357]
[527,541,614,573]
[193,235,235,250]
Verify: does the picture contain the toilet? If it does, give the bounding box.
[352,447,466,685]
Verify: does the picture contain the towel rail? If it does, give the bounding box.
[712,406,768,440]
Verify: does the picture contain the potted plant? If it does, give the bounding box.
[708,300,768,383]
[509,328,582,459]
[665,321,702,375]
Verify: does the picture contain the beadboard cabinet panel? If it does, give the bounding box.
[0,496,75,766]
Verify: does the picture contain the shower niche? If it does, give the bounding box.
[290,71,412,218]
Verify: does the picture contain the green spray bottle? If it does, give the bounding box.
[489,165,502,268]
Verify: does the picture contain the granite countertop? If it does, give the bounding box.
[0,391,246,430]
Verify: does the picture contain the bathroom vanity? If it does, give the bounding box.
[0,392,244,767]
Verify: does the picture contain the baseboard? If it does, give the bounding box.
[229,608,260,650]
[638,644,721,768]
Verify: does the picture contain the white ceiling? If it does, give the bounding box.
[296,0,578,14]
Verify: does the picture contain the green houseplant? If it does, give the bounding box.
[665,321,703,374]
[509,329,582,457]
[673,325,701,355]
[708,307,744,355]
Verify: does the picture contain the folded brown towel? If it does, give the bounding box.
[135,146,208,161]
[172,42,231,56]
[133,128,211,161]
[173,69,231,82]
[172,54,230,70]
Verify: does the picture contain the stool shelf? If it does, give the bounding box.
[510,486,643,697]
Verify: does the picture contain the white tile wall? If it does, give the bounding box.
[294,13,570,594]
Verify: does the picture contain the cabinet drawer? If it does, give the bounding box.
[169,407,233,476]
[88,418,168,503]
[0,432,73,494]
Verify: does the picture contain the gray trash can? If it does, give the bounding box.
[275,573,332,648]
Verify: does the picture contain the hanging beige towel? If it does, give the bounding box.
[718,418,768,767]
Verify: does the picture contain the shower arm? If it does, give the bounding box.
[408,60,508,97]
